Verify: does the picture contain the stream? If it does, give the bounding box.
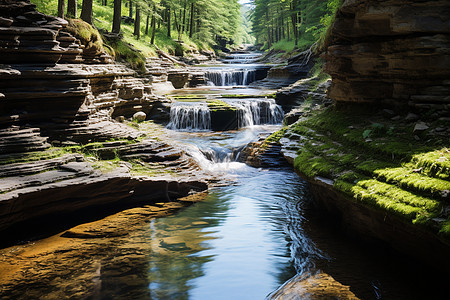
[1,53,447,300]
[152,53,447,299]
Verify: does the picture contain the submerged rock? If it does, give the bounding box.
[269,272,359,300]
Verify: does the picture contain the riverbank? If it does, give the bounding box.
[245,73,450,271]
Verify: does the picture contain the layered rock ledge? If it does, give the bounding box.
[324,0,450,112]
[0,0,209,243]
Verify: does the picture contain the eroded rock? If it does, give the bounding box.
[324,0,450,113]
[269,272,359,300]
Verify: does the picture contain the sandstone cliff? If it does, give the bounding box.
[324,0,450,112]
[0,0,207,241]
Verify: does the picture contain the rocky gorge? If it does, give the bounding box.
[0,0,210,244]
[0,0,449,299]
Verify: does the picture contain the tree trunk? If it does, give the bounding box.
[134,5,140,39]
[189,3,194,38]
[112,0,121,33]
[182,1,186,34]
[80,0,93,24]
[150,13,156,44]
[58,0,65,19]
[167,7,171,38]
[266,9,271,48]
[291,2,298,47]
[145,14,149,35]
[129,0,133,18]
[174,10,181,40]
[67,0,77,18]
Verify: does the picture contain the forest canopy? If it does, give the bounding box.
[249,0,341,51]
[31,0,341,54]
[31,0,245,52]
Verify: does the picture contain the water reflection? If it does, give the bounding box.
[141,166,323,299]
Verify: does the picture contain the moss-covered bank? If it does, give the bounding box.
[265,101,450,268]
[285,106,449,239]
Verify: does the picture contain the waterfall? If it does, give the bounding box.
[167,99,283,131]
[166,103,211,131]
[229,99,284,127]
[205,69,257,86]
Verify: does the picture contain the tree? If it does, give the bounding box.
[112,0,122,33]
[67,0,77,18]
[58,0,65,18]
[80,0,93,24]
[134,3,141,39]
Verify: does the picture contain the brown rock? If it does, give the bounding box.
[324,0,450,110]
[269,272,359,300]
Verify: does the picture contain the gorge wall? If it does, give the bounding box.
[0,0,207,240]
[324,0,450,112]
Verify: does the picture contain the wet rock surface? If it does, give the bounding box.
[269,272,359,300]
[0,193,208,299]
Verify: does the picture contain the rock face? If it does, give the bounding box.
[324,0,450,111]
[0,1,208,243]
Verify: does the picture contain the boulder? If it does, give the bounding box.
[133,111,146,122]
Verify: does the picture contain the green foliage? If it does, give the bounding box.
[251,0,342,52]
[31,0,244,59]
[271,39,296,52]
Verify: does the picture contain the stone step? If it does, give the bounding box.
[0,154,83,177]
[0,162,95,194]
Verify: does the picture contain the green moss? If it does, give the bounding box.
[294,150,336,178]
[357,180,442,212]
[105,39,146,73]
[284,104,449,240]
[65,19,104,55]
[411,149,450,180]
[220,94,276,99]
[439,220,450,238]
[0,148,67,165]
[356,160,394,176]
[352,184,422,220]
[262,127,288,148]
[207,99,237,111]
[374,166,450,199]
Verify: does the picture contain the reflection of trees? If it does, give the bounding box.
[244,170,327,286]
[144,191,232,299]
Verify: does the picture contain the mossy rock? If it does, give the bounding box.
[284,106,450,240]
[207,99,237,111]
[65,19,104,56]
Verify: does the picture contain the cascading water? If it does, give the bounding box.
[205,69,256,86]
[166,102,211,130]
[229,98,284,127]
[168,99,284,131]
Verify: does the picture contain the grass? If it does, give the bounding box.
[271,39,297,52]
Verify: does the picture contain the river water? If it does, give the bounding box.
[1,53,447,299]
[155,53,447,299]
